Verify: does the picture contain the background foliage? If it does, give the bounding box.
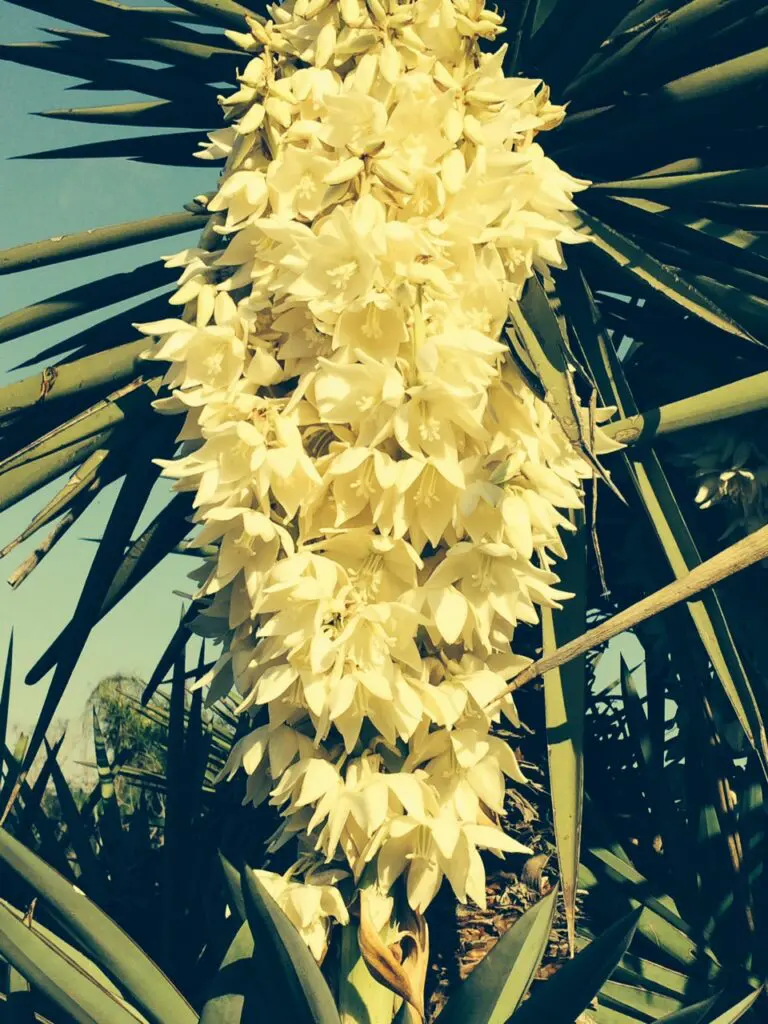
[1,0,768,1021]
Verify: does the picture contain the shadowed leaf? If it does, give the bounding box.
[572,210,758,343]
[240,867,341,1024]
[0,901,143,1024]
[0,262,172,346]
[36,97,218,128]
[437,887,559,1024]
[16,130,212,167]
[543,513,587,954]
[512,908,643,1024]
[0,830,197,1024]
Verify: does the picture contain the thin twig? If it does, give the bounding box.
[496,524,768,697]
[7,503,87,588]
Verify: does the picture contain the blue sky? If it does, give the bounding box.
[0,0,216,734]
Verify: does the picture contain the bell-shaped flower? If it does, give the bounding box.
[251,868,349,961]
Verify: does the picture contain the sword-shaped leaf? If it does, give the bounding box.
[199,919,255,1024]
[184,646,210,819]
[0,210,206,276]
[511,908,643,1024]
[4,0,209,37]
[6,961,35,1023]
[0,339,149,423]
[557,46,768,167]
[44,737,108,901]
[612,954,712,1006]
[141,609,196,706]
[566,0,762,107]
[0,733,28,829]
[171,0,258,30]
[12,733,66,846]
[37,97,218,128]
[17,131,211,167]
[21,489,191,705]
[161,641,188,974]
[599,978,686,1019]
[580,195,768,293]
[655,989,763,1024]
[0,632,13,762]
[40,25,238,75]
[0,823,197,1023]
[240,867,341,1024]
[14,294,172,369]
[100,494,195,619]
[510,275,622,499]
[602,371,768,447]
[706,989,763,1024]
[437,887,559,1024]
[526,0,638,94]
[6,485,114,590]
[0,901,144,1024]
[572,210,758,343]
[138,34,243,69]
[686,273,768,342]
[619,655,697,917]
[560,261,768,773]
[21,420,177,774]
[0,898,126,1002]
[0,42,219,104]
[504,0,536,74]
[217,851,247,926]
[591,169,768,207]
[0,449,114,560]
[542,514,587,954]
[0,379,155,515]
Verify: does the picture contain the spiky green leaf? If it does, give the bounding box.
[512,908,643,1024]
[0,830,197,1024]
[437,887,559,1024]
[0,211,206,276]
[543,513,587,954]
[0,901,143,1024]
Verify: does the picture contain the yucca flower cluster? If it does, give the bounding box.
[674,424,768,551]
[137,0,618,957]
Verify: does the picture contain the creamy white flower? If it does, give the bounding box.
[137,0,618,941]
[251,867,349,961]
[371,807,530,913]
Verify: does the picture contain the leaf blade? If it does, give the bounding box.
[511,908,643,1024]
[437,887,559,1024]
[571,209,758,342]
[240,868,341,1024]
[0,830,197,1024]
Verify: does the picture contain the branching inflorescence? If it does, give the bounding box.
[137,0,619,958]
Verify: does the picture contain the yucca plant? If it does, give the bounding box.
[3,0,768,1021]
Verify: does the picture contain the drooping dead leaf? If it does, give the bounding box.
[521,853,551,894]
[358,889,427,1021]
